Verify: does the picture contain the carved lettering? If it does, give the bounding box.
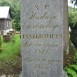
[24,34,63,39]
[29,12,56,20]
[23,42,59,47]
[45,5,49,9]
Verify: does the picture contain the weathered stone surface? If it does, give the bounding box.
[20,0,68,77]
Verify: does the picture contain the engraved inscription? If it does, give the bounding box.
[23,34,62,39]
[21,0,64,76]
[23,42,59,47]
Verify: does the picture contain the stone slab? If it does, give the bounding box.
[20,0,68,77]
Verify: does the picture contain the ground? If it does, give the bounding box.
[0,34,22,76]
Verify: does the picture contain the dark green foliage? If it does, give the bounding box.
[65,7,77,77]
[64,42,77,77]
[65,64,77,77]
[73,52,77,64]
[68,7,77,48]
[68,7,77,29]
[70,23,77,48]
[11,0,20,31]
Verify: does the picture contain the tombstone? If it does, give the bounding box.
[20,0,68,77]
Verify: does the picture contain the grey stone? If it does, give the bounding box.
[0,75,6,77]
[20,0,68,77]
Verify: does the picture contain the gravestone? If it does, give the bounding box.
[20,0,68,77]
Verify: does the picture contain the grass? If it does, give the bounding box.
[0,34,20,60]
[0,34,21,75]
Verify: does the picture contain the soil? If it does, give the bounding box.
[0,57,22,76]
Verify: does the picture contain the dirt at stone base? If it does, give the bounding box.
[0,57,22,76]
[0,74,19,77]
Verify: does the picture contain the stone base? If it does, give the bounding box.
[19,71,68,77]
[19,72,22,77]
[63,71,68,77]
